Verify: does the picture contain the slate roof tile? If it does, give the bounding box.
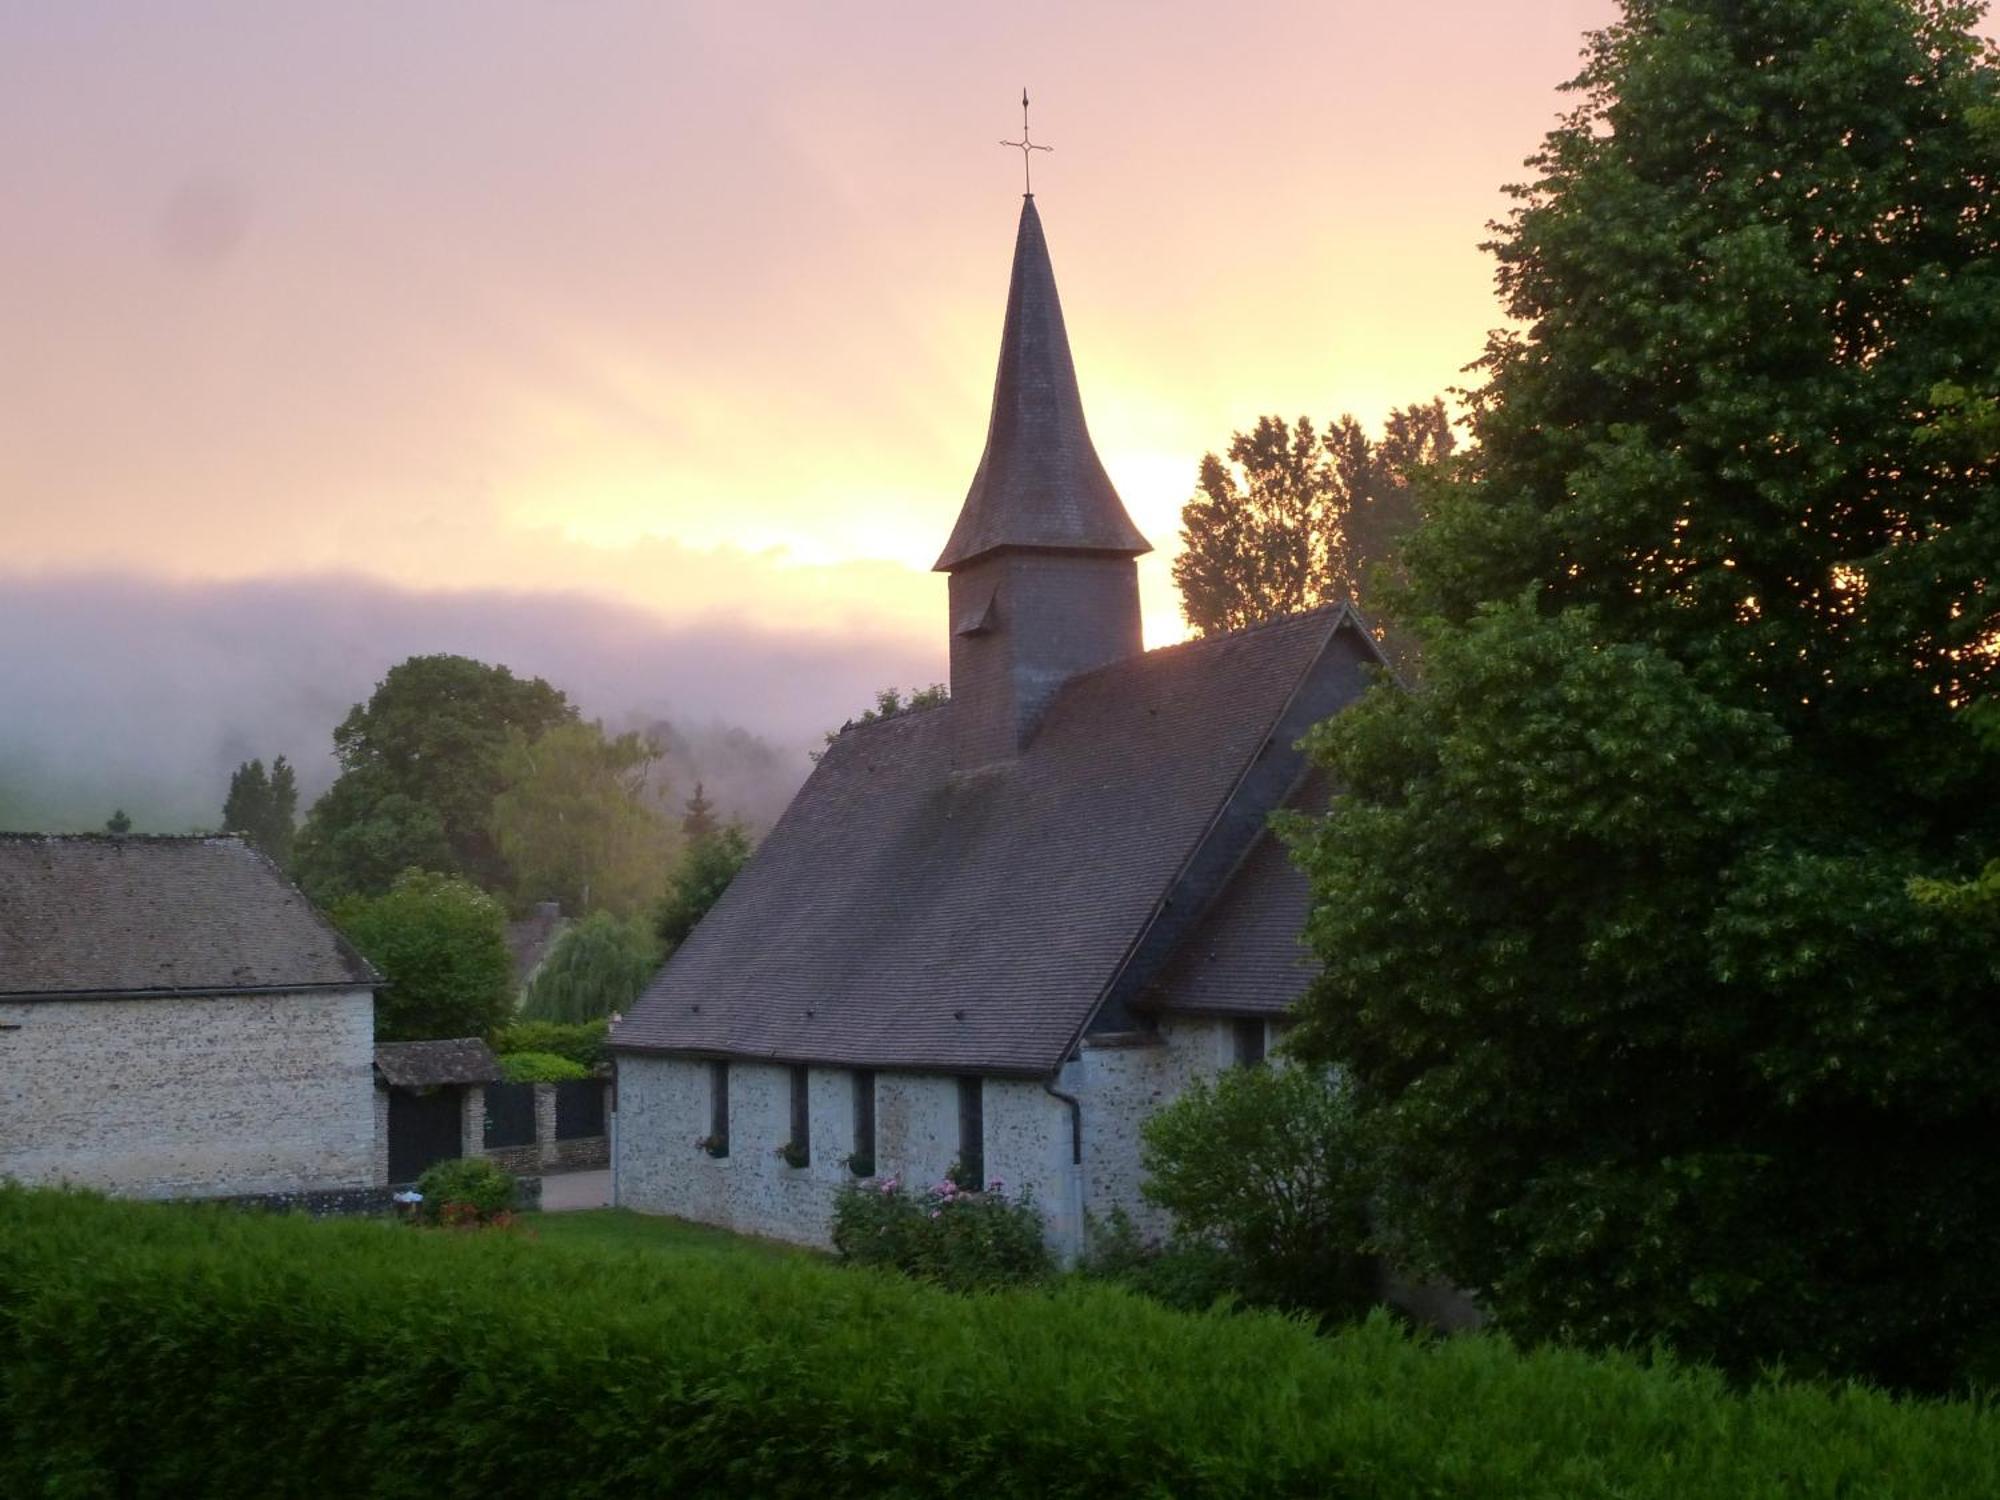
[0,834,378,998]
[374,1037,502,1088]
[1141,774,1330,1018]
[612,608,1345,1075]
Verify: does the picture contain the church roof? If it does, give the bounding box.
[1141,776,1328,1019]
[612,607,1371,1076]
[0,834,379,1000]
[933,196,1151,571]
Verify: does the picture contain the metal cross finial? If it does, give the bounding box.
[999,87,1052,196]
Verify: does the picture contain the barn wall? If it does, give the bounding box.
[614,1056,1073,1251]
[0,988,377,1199]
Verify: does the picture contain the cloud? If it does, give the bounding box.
[0,570,941,833]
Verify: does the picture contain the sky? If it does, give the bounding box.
[0,1,1623,642]
[7,2,1989,826]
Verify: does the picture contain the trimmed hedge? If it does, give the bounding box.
[2,1188,1995,1498]
[495,1049,589,1083]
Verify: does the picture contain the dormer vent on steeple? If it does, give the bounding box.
[939,194,1152,770]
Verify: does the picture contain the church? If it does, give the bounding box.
[609,191,1386,1256]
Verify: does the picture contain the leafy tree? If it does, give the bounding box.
[103,809,132,835]
[220,755,298,865]
[490,721,675,918]
[1288,0,2000,1392]
[520,911,659,1023]
[334,870,513,1043]
[293,779,452,906]
[655,825,752,953]
[1172,403,1453,649]
[295,655,575,901]
[1139,1063,1375,1318]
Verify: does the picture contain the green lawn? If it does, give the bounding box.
[519,1206,811,1260]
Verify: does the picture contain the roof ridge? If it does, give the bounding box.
[1056,601,1350,694]
[0,831,247,844]
[825,695,954,746]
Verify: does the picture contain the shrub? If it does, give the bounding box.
[1074,1207,1245,1314]
[1141,1062,1376,1319]
[831,1175,1052,1292]
[490,1018,608,1070]
[497,1051,589,1084]
[4,1187,1998,1498]
[412,1157,517,1227]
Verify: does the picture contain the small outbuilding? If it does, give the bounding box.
[0,833,381,1202]
[373,1037,502,1185]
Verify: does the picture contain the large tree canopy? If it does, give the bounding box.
[1290,0,1999,1391]
[491,720,676,919]
[294,655,575,903]
[1172,402,1453,650]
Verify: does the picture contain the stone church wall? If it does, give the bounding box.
[1071,1015,1253,1241]
[612,1027,1264,1259]
[614,1055,1075,1251]
[0,988,377,1199]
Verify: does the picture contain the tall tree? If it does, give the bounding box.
[221,755,298,866]
[294,655,575,903]
[490,721,676,919]
[655,825,752,954]
[265,756,298,867]
[1172,402,1453,646]
[333,870,513,1043]
[103,809,131,835]
[1289,0,1999,1392]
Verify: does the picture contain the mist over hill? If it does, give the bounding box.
[0,571,940,835]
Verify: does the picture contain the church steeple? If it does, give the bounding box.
[940,194,1151,770]
[935,197,1151,571]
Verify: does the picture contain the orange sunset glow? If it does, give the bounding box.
[1,2,1642,646]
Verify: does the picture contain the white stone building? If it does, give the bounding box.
[0,834,381,1201]
[610,193,1382,1256]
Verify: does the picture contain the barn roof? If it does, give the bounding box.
[374,1038,502,1088]
[0,834,378,1000]
[613,606,1377,1076]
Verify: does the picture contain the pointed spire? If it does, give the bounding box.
[934,197,1151,571]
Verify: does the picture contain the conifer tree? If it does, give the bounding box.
[680,782,718,842]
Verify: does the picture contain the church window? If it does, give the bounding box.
[956,1075,984,1188]
[852,1070,876,1174]
[1232,1018,1266,1068]
[789,1064,810,1166]
[708,1060,730,1157]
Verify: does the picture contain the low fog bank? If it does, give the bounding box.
[0,571,941,834]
